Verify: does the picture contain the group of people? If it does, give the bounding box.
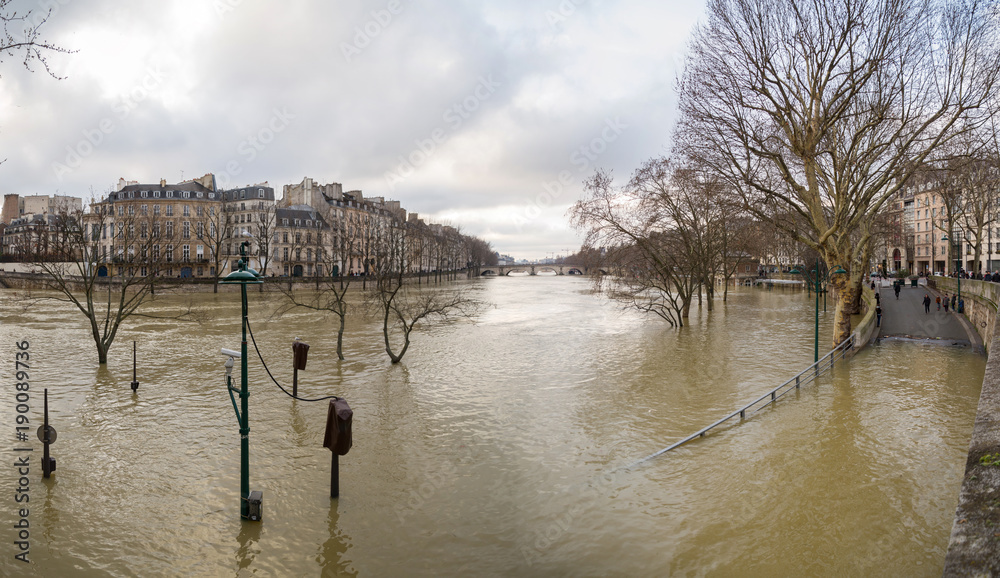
[942,269,1000,282]
[921,292,961,314]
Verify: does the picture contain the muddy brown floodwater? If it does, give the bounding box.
[0,278,984,576]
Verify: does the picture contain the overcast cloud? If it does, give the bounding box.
[1,0,705,260]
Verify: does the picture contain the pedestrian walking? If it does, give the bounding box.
[875,291,880,304]
[944,297,949,312]
[924,294,931,313]
[876,304,882,327]
[894,283,900,300]
[952,294,957,310]
[936,295,941,310]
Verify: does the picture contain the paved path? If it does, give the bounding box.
[875,280,981,346]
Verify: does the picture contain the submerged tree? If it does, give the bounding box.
[366,220,481,363]
[32,202,164,364]
[276,222,358,360]
[675,0,1000,346]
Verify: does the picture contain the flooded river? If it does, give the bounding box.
[0,278,985,576]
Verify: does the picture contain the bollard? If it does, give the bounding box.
[39,389,56,478]
[323,398,352,498]
[292,339,309,398]
[131,340,139,392]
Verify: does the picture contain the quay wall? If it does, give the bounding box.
[933,277,1000,574]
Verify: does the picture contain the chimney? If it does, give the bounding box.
[160,178,167,187]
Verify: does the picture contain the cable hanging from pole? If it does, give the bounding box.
[245,318,340,402]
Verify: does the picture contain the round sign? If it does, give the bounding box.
[36,425,57,444]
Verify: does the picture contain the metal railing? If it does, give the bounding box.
[625,333,856,469]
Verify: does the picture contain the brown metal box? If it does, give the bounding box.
[323,398,353,456]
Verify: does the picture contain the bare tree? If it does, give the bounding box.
[252,201,277,276]
[570,165,703,326]
[676,0,1000,346]
[32,204,162,364]
[200,195,233,292]
[1,1,73,79]
[366,220,481,363]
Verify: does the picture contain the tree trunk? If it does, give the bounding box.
[336,313,345,360]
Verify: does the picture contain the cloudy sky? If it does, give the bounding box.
[2,0,706,260]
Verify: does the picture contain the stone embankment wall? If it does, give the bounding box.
[933,277,998,354]
[935,278,1000,574]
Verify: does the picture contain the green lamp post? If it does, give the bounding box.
[791,259,848,363]
[219,241,263,521]
[941,233,961,305]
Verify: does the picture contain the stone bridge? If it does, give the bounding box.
[482,263,588,276]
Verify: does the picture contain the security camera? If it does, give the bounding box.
[220,348,241,359]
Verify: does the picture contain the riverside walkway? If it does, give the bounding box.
[875,278,981,348]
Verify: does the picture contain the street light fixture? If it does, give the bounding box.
[219,241,263,521]
[791,259,848,363]
[942,233,961,306]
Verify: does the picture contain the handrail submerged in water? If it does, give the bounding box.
[625,333,856,468]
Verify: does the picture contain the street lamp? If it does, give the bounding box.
[942,233,961,305]
[219,241,263,521]
[791,259,848,363]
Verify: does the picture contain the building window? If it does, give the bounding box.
[166,245,173,262]
[240,190,246,199]
[141,205,148,215]
[182,244,190,261]
[165,205,174,216]
[154,191,161,198]
[196,222,204,238]
[183,222,190,239]
[140,223,147,239]
[197,245,204,260]
[153,245,160,260]
[153,205,161,216]
[166,221,174,237]
[258,189,264,198]
[141,191,148,198]
[196,206,204,217]
[283,247,289,261]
